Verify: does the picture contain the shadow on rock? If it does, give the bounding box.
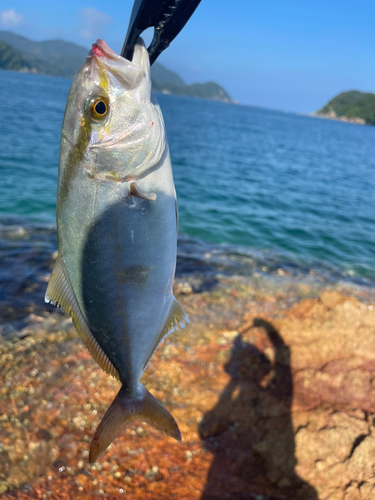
[199,318,318,500]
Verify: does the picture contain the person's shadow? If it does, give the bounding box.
[199,318,318,500]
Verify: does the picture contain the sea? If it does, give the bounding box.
[1,69,375,303]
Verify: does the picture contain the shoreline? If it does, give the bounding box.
[310,111,367,126]
[1,217,375,343]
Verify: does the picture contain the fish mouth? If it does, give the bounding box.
[89,39,117,61]
[87,38,147,90]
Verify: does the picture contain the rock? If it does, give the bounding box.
[0,482,8,494]
[1,288,375,499]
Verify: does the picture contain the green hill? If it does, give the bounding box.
[151,62,186,88]
[0,39,32,72]
[0,31,89,78]
[153,80,232,102]
[317,90,375,125]
[178,81,231,101]
[0,31,232,102]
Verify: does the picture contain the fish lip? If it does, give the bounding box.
[87,39,142,85]
[89,39,118,61]
[88,39,133,69]
[86,39,146,90]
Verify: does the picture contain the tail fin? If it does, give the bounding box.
[89,384,181,463]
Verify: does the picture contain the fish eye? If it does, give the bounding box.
[86,95,109,122]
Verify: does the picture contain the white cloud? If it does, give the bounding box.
[0,9,25,27]
[77,8,112,41]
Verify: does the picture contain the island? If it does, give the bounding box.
[0,30,232,103]
[315,90,375,125]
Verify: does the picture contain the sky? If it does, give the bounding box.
[0,0,374,113]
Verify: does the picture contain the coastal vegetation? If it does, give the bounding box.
[152,79,232,102]
[317,90,375,125]
[0,30,232,102]
[0,40,32,72]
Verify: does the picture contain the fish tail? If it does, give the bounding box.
[89,384,181,463]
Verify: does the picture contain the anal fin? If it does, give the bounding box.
[45,257,120,380]
[142,297,189,372]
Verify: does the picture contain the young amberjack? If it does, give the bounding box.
[45,38,187,463]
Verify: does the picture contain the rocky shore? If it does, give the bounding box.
[311,111,366,126]
[1,246,375,500]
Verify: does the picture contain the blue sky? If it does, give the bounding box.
[0,0,374,113]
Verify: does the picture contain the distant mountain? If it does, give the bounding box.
[0,31,232,102]
[0,40,32,72]
[151,62,186,88]
[153,79,232,102]
[315,90,375,125]
[0,31,89,78]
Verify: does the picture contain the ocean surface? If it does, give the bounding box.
[1,69,375,288]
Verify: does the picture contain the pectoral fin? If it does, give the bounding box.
[142,298,189,373]
[45,257,120,380]
[129,181,157,201]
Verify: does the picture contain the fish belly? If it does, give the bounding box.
[57,162,177,391]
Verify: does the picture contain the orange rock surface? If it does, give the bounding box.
[1,283,375,500]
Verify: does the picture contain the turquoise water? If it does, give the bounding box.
[1,69,375,284]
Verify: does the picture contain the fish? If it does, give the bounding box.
[45,38,188,463]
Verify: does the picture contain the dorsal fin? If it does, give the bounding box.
[45,257,120,380]
[142,298,188,373]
